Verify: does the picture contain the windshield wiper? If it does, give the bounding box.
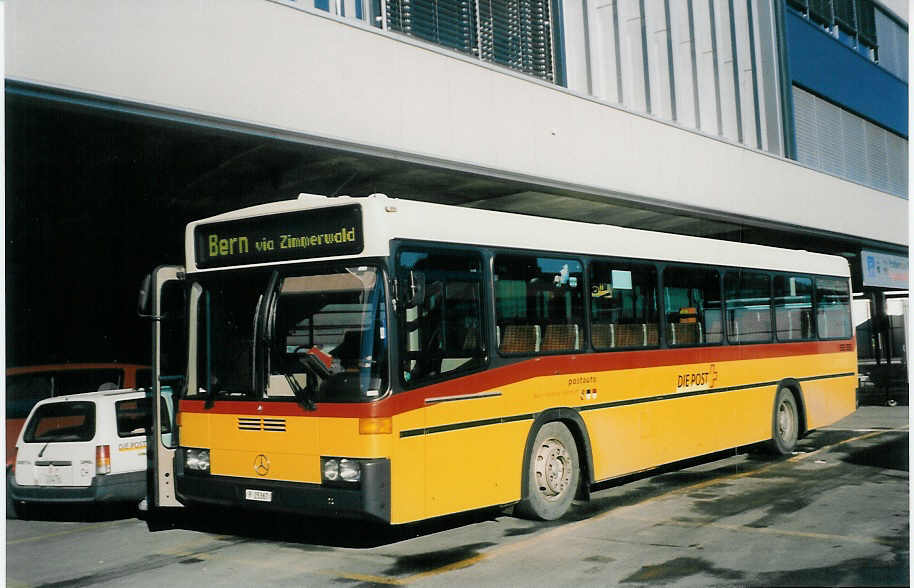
[284,374,315,411]
[204,384,216,409]
[289,354,332,410]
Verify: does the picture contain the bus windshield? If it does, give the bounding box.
[188,266,388,403]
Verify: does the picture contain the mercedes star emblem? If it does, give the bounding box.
[254,454,270,476]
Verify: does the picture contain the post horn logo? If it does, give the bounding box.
[253,454,270,476]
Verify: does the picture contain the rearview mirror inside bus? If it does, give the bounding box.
[137,274,152,317]
[408,270,426,306]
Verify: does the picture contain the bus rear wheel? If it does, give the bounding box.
[768,387,799,455]
[515,422,579,521]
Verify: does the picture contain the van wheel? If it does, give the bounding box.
[514,422,579,521]
[768,388,799,455]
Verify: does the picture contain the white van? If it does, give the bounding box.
[9,389,171,517]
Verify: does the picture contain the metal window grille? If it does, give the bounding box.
[384,0,478,54]
[832,0,856,33]
[386,0,554,81]
[855,0,877,46]
[808,0,833,26]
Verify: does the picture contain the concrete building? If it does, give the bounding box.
[4,1,908,397]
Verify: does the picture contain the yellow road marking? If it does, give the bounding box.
[317,570,407,585]
[399,552,489,583]
[6,520,131,545]
[158,534,233,557]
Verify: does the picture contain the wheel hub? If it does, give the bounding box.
[534,438,572,500]
[777,400,796,441]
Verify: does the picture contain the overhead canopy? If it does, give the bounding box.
[4,85,903,367]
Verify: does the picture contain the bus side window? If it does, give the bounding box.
[774,275,814,341]
[725,271,773,344]
[815,277,852,339]
[397,249,486,387]
[494,254,584,354]
[590,262,659,349]
[662,266,722,346]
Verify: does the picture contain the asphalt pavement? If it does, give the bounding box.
[6,406,909,587]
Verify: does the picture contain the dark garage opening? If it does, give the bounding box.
[5,85,543,367]
[6,91,322,367]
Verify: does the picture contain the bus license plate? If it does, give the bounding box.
[245,489,272,502]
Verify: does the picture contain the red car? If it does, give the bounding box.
[6,364,150,468]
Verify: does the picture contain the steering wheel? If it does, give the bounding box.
[291,345,332,378]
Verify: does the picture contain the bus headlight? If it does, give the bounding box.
[184,448,210,473]
[339,459,361,482]
[323,458,340,481]
[321,457,361,484]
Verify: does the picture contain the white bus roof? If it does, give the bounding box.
[186,193,850,277]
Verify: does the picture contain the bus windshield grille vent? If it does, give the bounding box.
[237,417,287,432]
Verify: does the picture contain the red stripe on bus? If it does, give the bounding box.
[179,339,854,419]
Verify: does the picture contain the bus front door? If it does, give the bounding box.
[140,265,186,513]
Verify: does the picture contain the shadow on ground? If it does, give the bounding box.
[140,441,823,547]
[8,501,138,523]
[143,504,506,549]
[842,433,909,472]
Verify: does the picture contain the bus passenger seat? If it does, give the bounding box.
[644,323,659,346]
[461,329,478,351]
[669,323,700,345]
[499,325,539,354]
[542,324,579,352]
[591,324,613,349]
[776,309,794,340]
[614,324,644,347]
[704,310,723,343]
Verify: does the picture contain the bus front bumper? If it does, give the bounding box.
[175,458,390,523]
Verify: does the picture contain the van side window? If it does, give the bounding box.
[116,400,147,437]
[397,248,486,386]
[118,398,172,437]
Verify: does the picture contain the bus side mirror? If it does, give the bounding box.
[137,274,152,317]
[408,271,426,307]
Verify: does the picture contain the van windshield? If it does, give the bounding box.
[24,402,96,443]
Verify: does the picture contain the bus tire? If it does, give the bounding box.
[768,387,799,455]
[514,421,579,521]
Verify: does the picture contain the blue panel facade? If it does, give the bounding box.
[786,11,907,137]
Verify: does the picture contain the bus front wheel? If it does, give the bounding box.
[515,422,579,521]
[768,388,799,455]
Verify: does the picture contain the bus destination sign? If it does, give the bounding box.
[194,204,364,269]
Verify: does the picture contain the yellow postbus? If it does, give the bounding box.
[141,193,856,524]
